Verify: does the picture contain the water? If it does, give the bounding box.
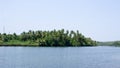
[0,46,120,68]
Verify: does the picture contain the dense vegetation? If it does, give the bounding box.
[0,29,97,47]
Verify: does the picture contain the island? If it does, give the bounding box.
[0,29,96,47]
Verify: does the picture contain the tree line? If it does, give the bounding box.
[0,29,97,46]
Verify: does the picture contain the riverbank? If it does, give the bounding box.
[0,41,95,47]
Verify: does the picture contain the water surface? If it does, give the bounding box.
[0,46,120,68]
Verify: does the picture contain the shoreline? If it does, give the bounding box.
[0,44,95,47]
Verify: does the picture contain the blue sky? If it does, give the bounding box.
[0,0,120,41]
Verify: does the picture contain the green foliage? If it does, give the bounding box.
[111,41,120,46]
[98,41,120,46]
[0,29,97,46]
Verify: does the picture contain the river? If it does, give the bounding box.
[0,46,120,68]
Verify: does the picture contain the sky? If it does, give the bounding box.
[0,0,120,41]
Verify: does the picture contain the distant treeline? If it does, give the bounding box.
[0,29,97,46]
[98,41,120,46]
